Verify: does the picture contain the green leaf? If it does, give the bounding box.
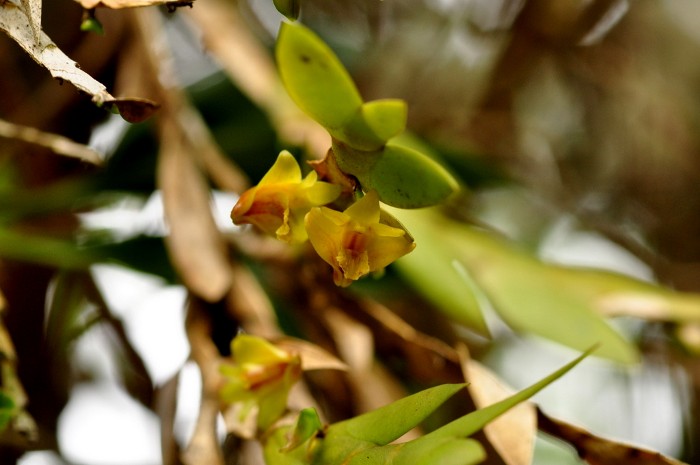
[391,207,488,335]
[264,425,312,465]
[329,383,465,445]
[318,350,587,465]
[344,437,485,465]
[333,142,459,208]
[316,383,466,464]
[394,438,485,465]
[424,349,592,441]
[446,229,638,363]
[282,407,323,452]
[0,227,96,269]
[276,22,363,129]
[543,266,700,324]
[370,143,458,208]
[273,0,301,20]
[332,99,408,151]
[395,209,639,363]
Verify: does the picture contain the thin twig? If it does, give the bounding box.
[0,119,102,165]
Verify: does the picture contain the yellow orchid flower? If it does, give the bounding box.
[231,151,341,243]
[220,334,302,432]
[305,190,416,287]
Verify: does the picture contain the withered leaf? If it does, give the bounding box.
[157,118,232,302]
[274,337,348,372]
[104,97,160,124]
[537,408,688,465]
[460,346,537,465]
[0,2,157,122]
[19,0,39,41]
[0,2,109,100]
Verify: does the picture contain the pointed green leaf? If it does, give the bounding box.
[332,99,408,151]
[330,383,465,445]
[346,350,589,464]
[276,22,363,129]
[426,349,591,441]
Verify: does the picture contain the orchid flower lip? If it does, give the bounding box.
[305,190,415,287]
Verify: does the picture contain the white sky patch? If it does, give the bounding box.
[538,215,654,282]
[88,113,130,161]
[79,191,169,239]
[174,362,227,447]
[17,451,66,465]
[121,285,190,385]
[72,323,124,384]
[80,190,240,239]
[58,383,162,465]
[91,264,189,385]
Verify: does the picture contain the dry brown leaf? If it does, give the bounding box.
[459,345,537,465]
[129,6,234,301]
[0,1,158,123]
[537,408,688,465]
[77,0,193,9]
[0,2,108,99]
[0,118,102,165]
[19,0,39,41]
[323,307,374,373]
[108,97,160,124]
[275,337,349,372]
[157,118,232,302]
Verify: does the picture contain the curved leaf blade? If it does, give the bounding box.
[425,348,592,441]
[276,22,362,129]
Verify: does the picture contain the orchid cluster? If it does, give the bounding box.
[231,151,416,287]
[230,21,460,286]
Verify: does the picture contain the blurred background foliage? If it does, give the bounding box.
[1,0,700,464]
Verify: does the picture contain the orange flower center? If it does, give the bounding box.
[245,361,293,391]
[342,230,369,259]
